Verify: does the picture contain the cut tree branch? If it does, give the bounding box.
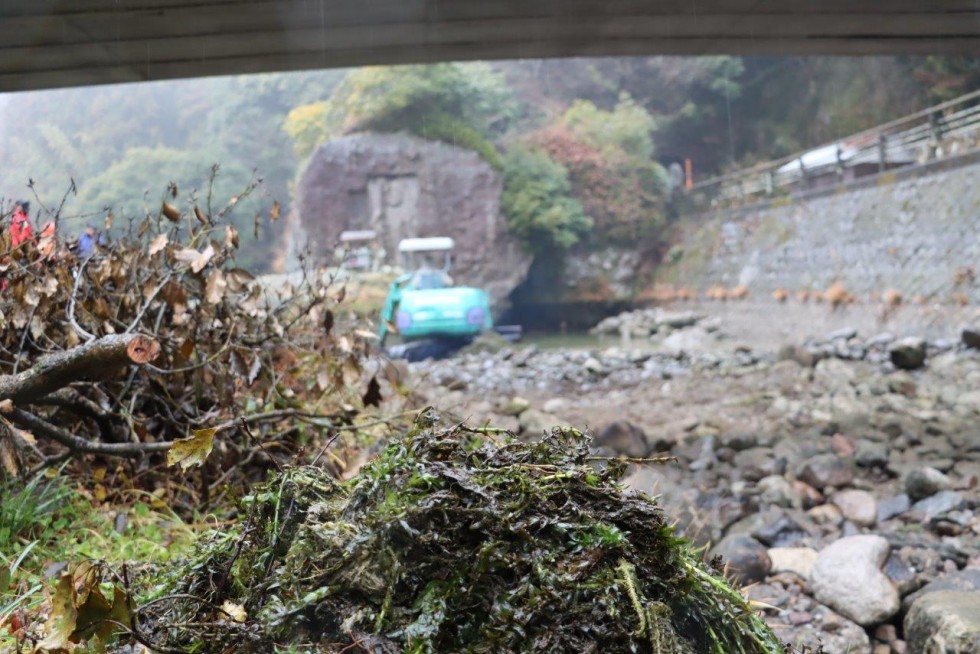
[10,408,172,457]
[0,334,160,405]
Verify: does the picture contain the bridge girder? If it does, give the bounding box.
[2,1,979,92]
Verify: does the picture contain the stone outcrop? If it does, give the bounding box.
[295,133,531,307]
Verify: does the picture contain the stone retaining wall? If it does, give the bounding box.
[663,152,980,304]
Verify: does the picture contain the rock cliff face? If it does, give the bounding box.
[295,133,530,308]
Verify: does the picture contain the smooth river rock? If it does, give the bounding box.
[810,535,900,626]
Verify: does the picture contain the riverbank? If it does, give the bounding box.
[406,318,980,653]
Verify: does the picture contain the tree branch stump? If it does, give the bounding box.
[0,334,160,405]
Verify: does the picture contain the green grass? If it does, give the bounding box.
[1,469,197,649]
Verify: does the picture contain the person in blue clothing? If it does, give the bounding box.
[77,224,105,257]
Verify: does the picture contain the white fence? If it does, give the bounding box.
[687,88,980,209]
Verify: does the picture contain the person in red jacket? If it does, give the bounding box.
[10,201,33,248]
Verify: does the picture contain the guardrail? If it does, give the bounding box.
[686,88,980,210]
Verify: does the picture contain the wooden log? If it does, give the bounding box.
[0,334,160,405]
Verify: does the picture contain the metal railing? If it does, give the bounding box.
[686,88,980,210]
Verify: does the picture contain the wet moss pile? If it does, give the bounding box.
[142,415,785,653]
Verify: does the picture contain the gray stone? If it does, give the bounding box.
[719,431,758,452]
[518,409,563,439]
[828,326,858,341]
[814,357,857,391]
[662,326,711,355]
[758,475,799,508]
[583,356,607,376]
[831,489,878,527]
[962,327,980,350]
[866,332,896,348]
[798,453,855,490]
[890,337,927,370]
[730,508,811,548]
[877,494,912,523]
[657,310,702,330]
[911,490,964,519]
[855,440,889,468]
[710,534,772,585]
[883,552,918,597]
[904,568,980,610]
[905,466,954,500]
[498,396,531,416]
[733,447,781,482]
[773,605,871,654]
[810,535,900,626]
[777,343,816,368]
[593,420,648,458]
[767,359,805,393]
[905,591,980,654]
[768,546,819,579]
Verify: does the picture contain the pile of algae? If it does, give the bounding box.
[141,414,785,653]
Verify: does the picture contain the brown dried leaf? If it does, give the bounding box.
[270,201,281,222]
[221,600,247,623]
[178,338,195,361]
[194,205,208,225]
[34,572,77,651]
[162,202,181,223]
[161,281,188,311]
[247,355,262,386]
[192,244,215,274]
[224,225,239,250]
[166,428,216,470]
[148,233,168,255]
[225,268,255,293]
[205,269,227,305]
[173,248,199,266]
[174,244,215,274]
[0,433,18,476]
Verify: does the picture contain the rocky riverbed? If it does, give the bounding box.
[406,319,980,653]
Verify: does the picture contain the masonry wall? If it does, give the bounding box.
[663,152,980,303]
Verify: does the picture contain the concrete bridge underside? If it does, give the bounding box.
[2,1,979,93]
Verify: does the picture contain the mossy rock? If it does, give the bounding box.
[145,413,785,653]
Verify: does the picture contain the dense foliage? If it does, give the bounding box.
[284,63,513,166]
[528,97,669,244]
[500,147,593,251]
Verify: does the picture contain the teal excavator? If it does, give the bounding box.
[379,237,495,359]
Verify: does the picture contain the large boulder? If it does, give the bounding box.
[295,133,531,307]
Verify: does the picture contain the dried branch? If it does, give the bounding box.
[10,408,172,457]
[0,334,159,405]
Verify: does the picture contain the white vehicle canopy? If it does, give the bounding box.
[339,229,378,243]
[397,237,454,253]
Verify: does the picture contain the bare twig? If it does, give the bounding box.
[10,408,172,457]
